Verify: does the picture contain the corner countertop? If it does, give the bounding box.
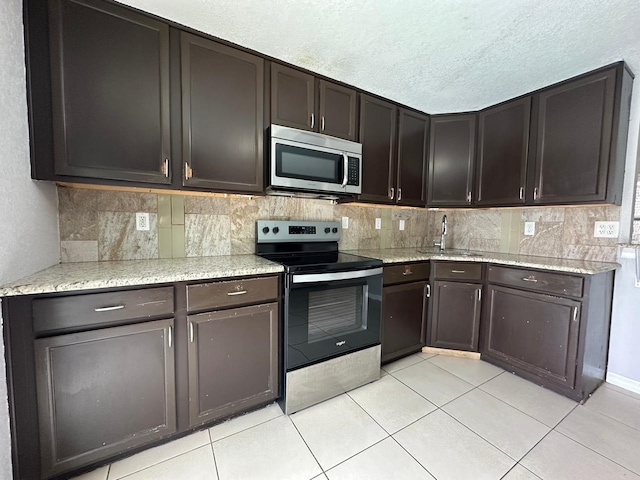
[345,248,620,275]
[0,255,284,297]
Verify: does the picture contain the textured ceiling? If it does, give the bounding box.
[116,0,640,113]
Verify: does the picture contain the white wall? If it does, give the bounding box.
[0,0,60,476]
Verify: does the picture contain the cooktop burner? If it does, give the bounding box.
[255,220,382,273]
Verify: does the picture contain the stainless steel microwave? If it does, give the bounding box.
[268,125,362,196]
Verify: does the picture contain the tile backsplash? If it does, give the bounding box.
[58,185,624,263]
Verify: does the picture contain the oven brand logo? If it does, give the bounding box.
[336,341,346,346]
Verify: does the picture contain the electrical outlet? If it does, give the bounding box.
[524,222,535,236]
[136,212,150,231]
[342,216,349,229]
[594,221,619,238]
[399,219,405,231]
[375,218,382,230]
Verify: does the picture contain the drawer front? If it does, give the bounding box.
[433,262,483,281]
[383,262,430,285]
[33,287,174,334]
[187,276,278,312]
[488,265,583,297]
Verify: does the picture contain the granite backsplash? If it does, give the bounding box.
[58,185,628,263]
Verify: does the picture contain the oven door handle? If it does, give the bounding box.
[291,267,383,284]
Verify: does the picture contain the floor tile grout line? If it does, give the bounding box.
[603,383,640,402]
[381,355,427,375]
[500,462,543,480]
[288,414,330,476]
[209,443,220,480]
[552,425,640,476]
[320,436,390,476]
[581,401,640,434]
[424,355,504,389]
[388,434,439,480]
[208,406,284,444]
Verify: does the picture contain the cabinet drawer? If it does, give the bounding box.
[187,276,278,312]
[487,266,583,298]
[383,262,430,285]
[433,262,483,281]
[33,287,174,334]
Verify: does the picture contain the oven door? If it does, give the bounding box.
[285,267,382,371]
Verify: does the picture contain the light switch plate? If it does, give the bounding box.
[594,221,619,238]
[524,221,535,236]
[342,216,349,229]
[375,218,382,230]
[399,219,405,231]
[136,212,150,231]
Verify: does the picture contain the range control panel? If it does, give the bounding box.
[256,220,341,243]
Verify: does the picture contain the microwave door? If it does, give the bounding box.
[272,140,347,193]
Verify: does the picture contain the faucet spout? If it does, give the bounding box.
[434,214,447,251]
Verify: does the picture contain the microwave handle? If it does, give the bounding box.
[341,154,348,187]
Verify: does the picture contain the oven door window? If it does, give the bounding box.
[275,143,344,185]
[287,274,381,370]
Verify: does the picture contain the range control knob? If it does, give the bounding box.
[332,227,338,233]
[262,226,269,234]
[324,227,331,234]
[273,227,280,234]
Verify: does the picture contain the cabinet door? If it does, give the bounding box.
[382,281,427,363]
[319,80,357,141]
[181,33,264,192]
[49,0,171,184]
[476,98,530,206]
[271,63,315,131]
[429,281,482,351]
[187,303,279,427]
[359,94,397,203]
[532,68,616,204]
[428,114,476,206]
[397,109,429,206]
[483,285,580,388]
[35,319,176,478]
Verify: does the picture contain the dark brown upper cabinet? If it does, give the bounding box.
[47,0,171,184]
[397,109,429,206]
[181,33,264,192]
[530,64,632,205]
[270,64,357,141]
[476,97,531,206]
[427,114,477,207]
[359,95,398,203]
[319,80,358,141]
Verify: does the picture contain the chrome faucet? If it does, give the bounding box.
[434,215,447,251]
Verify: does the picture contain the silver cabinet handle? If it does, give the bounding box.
[390,187,395,200]
[398,188,402,201]
[342,154,348,187]
[519,187,524,200]
[467,191,472,203]
[189,322,194,343]
[94,305,125,312]
[168,326,173,348]
[426,284,431,298]
[402,270,413,276]
[310,113,315,129]
[451,270,466,274]
[522,276,538,283]
[533,187,539,200]
[185,162,193,180]
[162,158,170,178]
[321,116,325,132]
[227,290,247,296]
[572,307,579,322]
[477,289,482,302]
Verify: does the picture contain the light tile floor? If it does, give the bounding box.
[73,354,640,480]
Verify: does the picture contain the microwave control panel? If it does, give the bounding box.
[347,157,360,186]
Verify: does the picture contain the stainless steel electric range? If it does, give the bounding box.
[256,219,383,414]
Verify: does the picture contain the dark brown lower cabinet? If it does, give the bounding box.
[481,265,614,401]
[429,281,482,351]
[187,302,279,426]
[381,263,429,363]
[35,319,176,478]
[483,285,580,388]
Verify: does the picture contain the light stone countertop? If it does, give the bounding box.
[0,255,284,297]
[345,248,620,275]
